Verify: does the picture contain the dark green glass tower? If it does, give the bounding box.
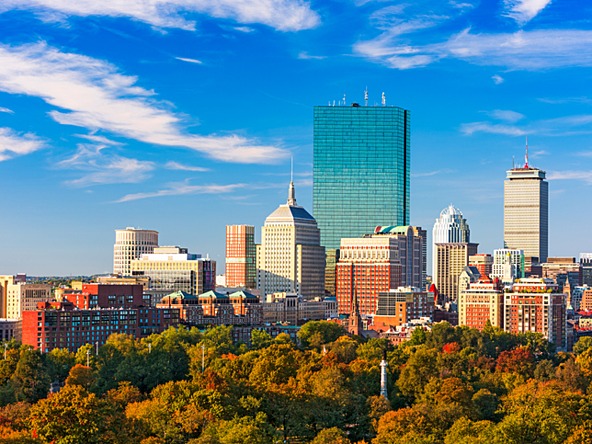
[313,104,410,250]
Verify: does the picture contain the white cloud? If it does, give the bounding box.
[461,122,527,136]
[58,142,155,186]
[0,107,13,114]
[548,171,592,184]
[355,27,592,70]
[0,0,320,32]
[297,52,326,60]
[175,57,203,65]
[503,0,552,24]
[165,161,209,172]
[0,42,288,164]
[489,109,525,123]
[116,182,245,202]
[492,74,504,84]
[0,127,45,161]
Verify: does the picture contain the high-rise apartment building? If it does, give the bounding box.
[225,225,256,289]
[504,154,548,266]
[113,227,159,276]
[458,280,504,330]
[504,278,566,350]
[491,249,525,283]
[257,181,325,299]
[432,205,471,279]
[313,103,410,250]
[131,246,215,297]
[434,243,479,302]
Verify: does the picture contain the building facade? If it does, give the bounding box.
[372,287,434,331]
[313,103,410,250]
[432,205,471,279]
[458,280,504,330]
[541,257,582,289]
[503,278,566,350]
[469,254,493,279]
[131,246,216,296]
[225,225,256,289]
[22,301,179,353]
[491,249,525,283]
[434,243,479,303]
[113,227,159,276]
[336,236,402,316]
[257,181,325,299]
[6,283,52,319]
[504,163,548,265]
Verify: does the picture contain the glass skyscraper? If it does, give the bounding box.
[313,104,410,250]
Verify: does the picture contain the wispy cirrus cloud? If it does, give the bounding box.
[488,109,525,123]
[0,42,288,164]
[0,127,45,161]
[0,0,320,32]
[502,0,552,24]
[58,142,155,186]
[175,57,203,65]
[411,169,455,178]
[492,74,504,85]
[548,171,592,184]
[165,161,209,172]
[116,182,245,203]
[297,51,326,60]
[461,122,527,136]
[0,107,13,114]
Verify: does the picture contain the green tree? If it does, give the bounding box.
[297,321,345,349]
[45,348,75,384]
[311,427,350,444]
[250,330,272,350]
[574,336,592,355]
[396,347,439,400]
[65,364,95,390]
[11,348,50,403]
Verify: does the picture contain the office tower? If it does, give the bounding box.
[491,249,525,283]
[113,227,159,276]
[504,148,548,266]
[458,280,504,330]
[469,254,493,279]
[580,253,592,286]
[434,243,479,302]
[225,225,256,289]
[336,237,403,316]
[504,278,566,351]
[131,246,216,296]
[542,257,582,289]
[6,282,52,319]
[432,205,471,279]
[257,181,325,299]
[313,102,410,250]
[0,275,15,318]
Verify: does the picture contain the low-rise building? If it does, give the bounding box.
[371,287,434,332]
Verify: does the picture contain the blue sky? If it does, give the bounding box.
[0,0,591,275]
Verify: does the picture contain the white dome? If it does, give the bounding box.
[440,204,463,218]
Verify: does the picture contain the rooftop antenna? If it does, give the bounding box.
[343,93,346,106]
[512,156,515,169]
[290,156,293,183]
[364,87,369,107]
[381,92,386,106]
[524,136,529,168]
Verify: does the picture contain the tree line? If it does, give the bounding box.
[2,321,592,443]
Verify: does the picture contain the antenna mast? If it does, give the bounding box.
[364,87,369,107]
[524,136,529,168]
[381,92,386,106]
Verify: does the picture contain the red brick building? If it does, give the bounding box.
[504,278,566,350]
[22,301,179,352]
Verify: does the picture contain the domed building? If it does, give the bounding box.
[257,181,325,299]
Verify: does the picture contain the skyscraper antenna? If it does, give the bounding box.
[290,156,293,182]
[512,156,515,169]
[364,87,369,107]
[343,93,346,106]
[524,136,529,168]
[381,92,386,106]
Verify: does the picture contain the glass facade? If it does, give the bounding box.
[313,105,410,250]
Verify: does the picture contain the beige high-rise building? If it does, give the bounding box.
[257,181,325,299]
[458,280,504,330]
[0,275,15,318]
[7,283,52,319]
[113,227,159,276]
[504,159,548,266]
[434,243,478,302]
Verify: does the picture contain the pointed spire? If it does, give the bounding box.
[524,136,529,168]
[287,157,297,206]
